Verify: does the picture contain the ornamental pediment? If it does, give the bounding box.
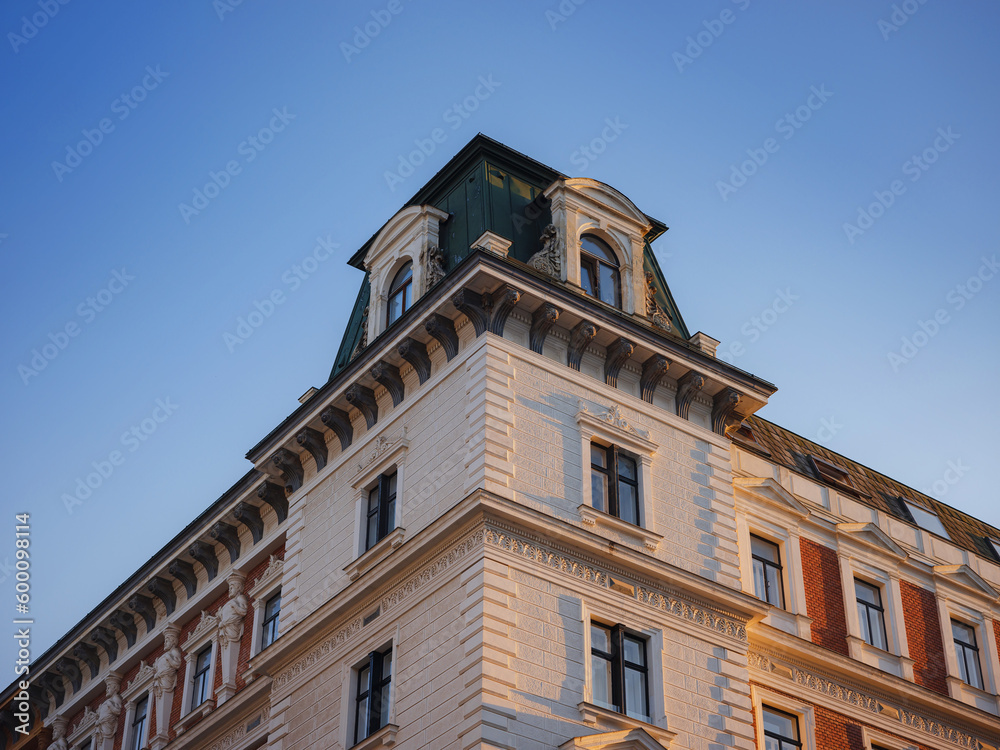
[835,522,907,560]
[734,477,809,518]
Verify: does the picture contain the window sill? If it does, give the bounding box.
[847,636,913,680]
[174,698,215,734]
[352,723,399,749]
[948,676,999,715]
[577,702,676,747]
[578,505,661,552]
[761,607,812,640]
[344,528,406,582]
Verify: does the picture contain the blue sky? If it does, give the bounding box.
[1,0,998,678]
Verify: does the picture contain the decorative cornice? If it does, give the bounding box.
[205,705,270,750]
[169,558,199,598]
[320,405,353,451]
[567,321,598,370]
[603,337,635,388]
[232,503,264,545]
[578,401,649,440]
[397,338,432,384]
[424,313,459,361]
[529,302,560,354]
[124,661,155,697]
[711,386,742,435]
[256,481,289,523]
[639,354,669,404]
[295,426,328,471]
[188,540,220,581]
[210,522,241,564]
[370,361,406,407]
[266,448,304,494]
[675,370,705,420]
[356,428,407,473]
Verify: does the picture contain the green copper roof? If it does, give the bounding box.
[331,134,689,379]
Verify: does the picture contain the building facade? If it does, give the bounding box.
[4,135,1000,750]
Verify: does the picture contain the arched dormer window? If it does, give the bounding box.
[580,235,620,308]
[386,262,413,326]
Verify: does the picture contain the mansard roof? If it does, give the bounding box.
[743,415,1000,564]
[330,134,688,379]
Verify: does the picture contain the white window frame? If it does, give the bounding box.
[247,554,284,656]
[860,726,916,750]
[576,403,661,552]
[179,613,218,720]
[339,626,400,750]
[345,431,408,582]
[122,692,150,750]
[751,685,817,750]
[839,559,912,680]
[578,601,666,734]
[936,596,1000,713]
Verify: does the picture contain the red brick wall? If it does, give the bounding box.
[799,538,849,656]
[899,580,948,695]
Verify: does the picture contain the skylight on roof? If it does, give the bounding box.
[987,538,1000,561]
[904,501,951,540]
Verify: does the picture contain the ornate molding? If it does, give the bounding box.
[346,384,379,430]
[578,402,650,440]
[188,539,220,580]
[636,588,747,642]
[256,481,289,523]
[185,611,221,649]
[420,244,446,293]
[357,428,407,473]
[169,558,199,598]
[232,502,264,545]
[109,610,138,648]
[73,642,101,680]
[205,705,271,750]
[210,522,241,564]
[529,302,560,354]
[55,657,82,693]
[397,338,432,384]
[567,321,598,371]
[644,271,672,332]
[89,625,119,664]
[675,371,705,420]
[526,224,563,278]
[267,448,304,494]
[451,288,489,336]
[146,576,177,615]
[295,426,328,471]
[425,313,459,361]
[128,592,158,630]
[639,354,670,403]
[603,337,635,388]
[320,405,353,452]
[711,387,742,435]
[487,285,522,336]
[370,361,405,407]
[125,661,155,695]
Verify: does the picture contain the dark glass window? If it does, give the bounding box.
[580,235,620,308]
[952,620,984,690]
[590,443,639,526]
[590,622,649,720]
[129,695,148,750]
[762,706,801,749]
[386,262,413,326]
[78,741,93,750]
[365,472,398,551]
[191,645,212,709]
[355,646,393,744]
[855,580,888,650]
[261,592,281,649]
[750,535,784,608]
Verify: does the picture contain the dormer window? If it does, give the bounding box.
[903,500,951,540]
[386,262,413,326]
[580,235,620,308]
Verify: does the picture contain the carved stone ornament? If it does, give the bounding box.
[420,244,446,292]
[152,625,182,698]
[48,715,69,750]
[219,574,249,646]
[95,672,123,744]
[645,271,673,332]
[358,428,406,472]
[350,304,369,362]
[262,554,284,581]
[527,224,563,278]
[185,611,221,648]
[578,401,649,439]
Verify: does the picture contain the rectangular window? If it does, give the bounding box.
[590,443,639,526]
[129,695,148,750]
[855,579,888,651]
[261,592,281,649]
[366,472,397,551]
[590,622,649,721]
[191,645,212,710]
[952,620,984,690]
[762,706,801,749]
[355,646,393,744]
[750,535,785,608]
[987,538,1000,561]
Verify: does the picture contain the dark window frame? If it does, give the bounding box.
[354,645,393,744]
[261,591,281,650]
[579,234,621,309]
[854,579,888,651]
[365,471,398,551]
[590,442,640,526]
[750,534,785,608]
[386,262,413,327]
[190,644,212,710]
[590,621,650,720]
[952,619,985,690]
[762,705,802,749]
[129,694,148,750]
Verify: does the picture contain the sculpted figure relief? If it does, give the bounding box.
[645,271,673,331]
[219,574,248,646]
[95,673,123,743]
[48,717,69,750]
[153,626,183,697]
[527,224,563,278]
[421,245,446,291]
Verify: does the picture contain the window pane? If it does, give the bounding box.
[592,655,613,708]
[590,444,607,469]
[855,580,880,606]
[751,535,779,564]
[764,565,783,608]
[591,471,608,513]
[624,666,648,719]
[763,708,797,739]
[617,481,639,525]
[904,502,951,539]
[581,262,596,296]
[581,235,617,264]
[617,455,636,481]
[868,610,887,650]
[966,650,984,689]
[387,472,397,496]
[623,636,644,667]
[366,514,379,550]
[753,559,768,601]
[265,593,281,620]
[368,486,380,512]
[598,263,620,307]
[385,497,396,532]
[591,624,610,653]
[952,620,975,646]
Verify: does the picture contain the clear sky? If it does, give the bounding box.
[2,0,998,680]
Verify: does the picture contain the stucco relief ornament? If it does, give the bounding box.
[153,627,183,697]
[527,224,563,278]
[580,401,649,439]
[95,672,123,744]
[219,574,248,646]
[421,244,446,292]
[645,272,672,332]
[48,716,69,750]
[350,304,369,361]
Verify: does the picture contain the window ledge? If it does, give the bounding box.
[344,528,406,582]
[948,677,999,715]
[175,699,215,734]
[578,505,661,551]
[847,636,912,679]
[577,702,676,747]
[352,723,399,749]
[761,607,812,640]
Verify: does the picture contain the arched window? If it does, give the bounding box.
[386,262,413,326]
[580,235,620,308]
